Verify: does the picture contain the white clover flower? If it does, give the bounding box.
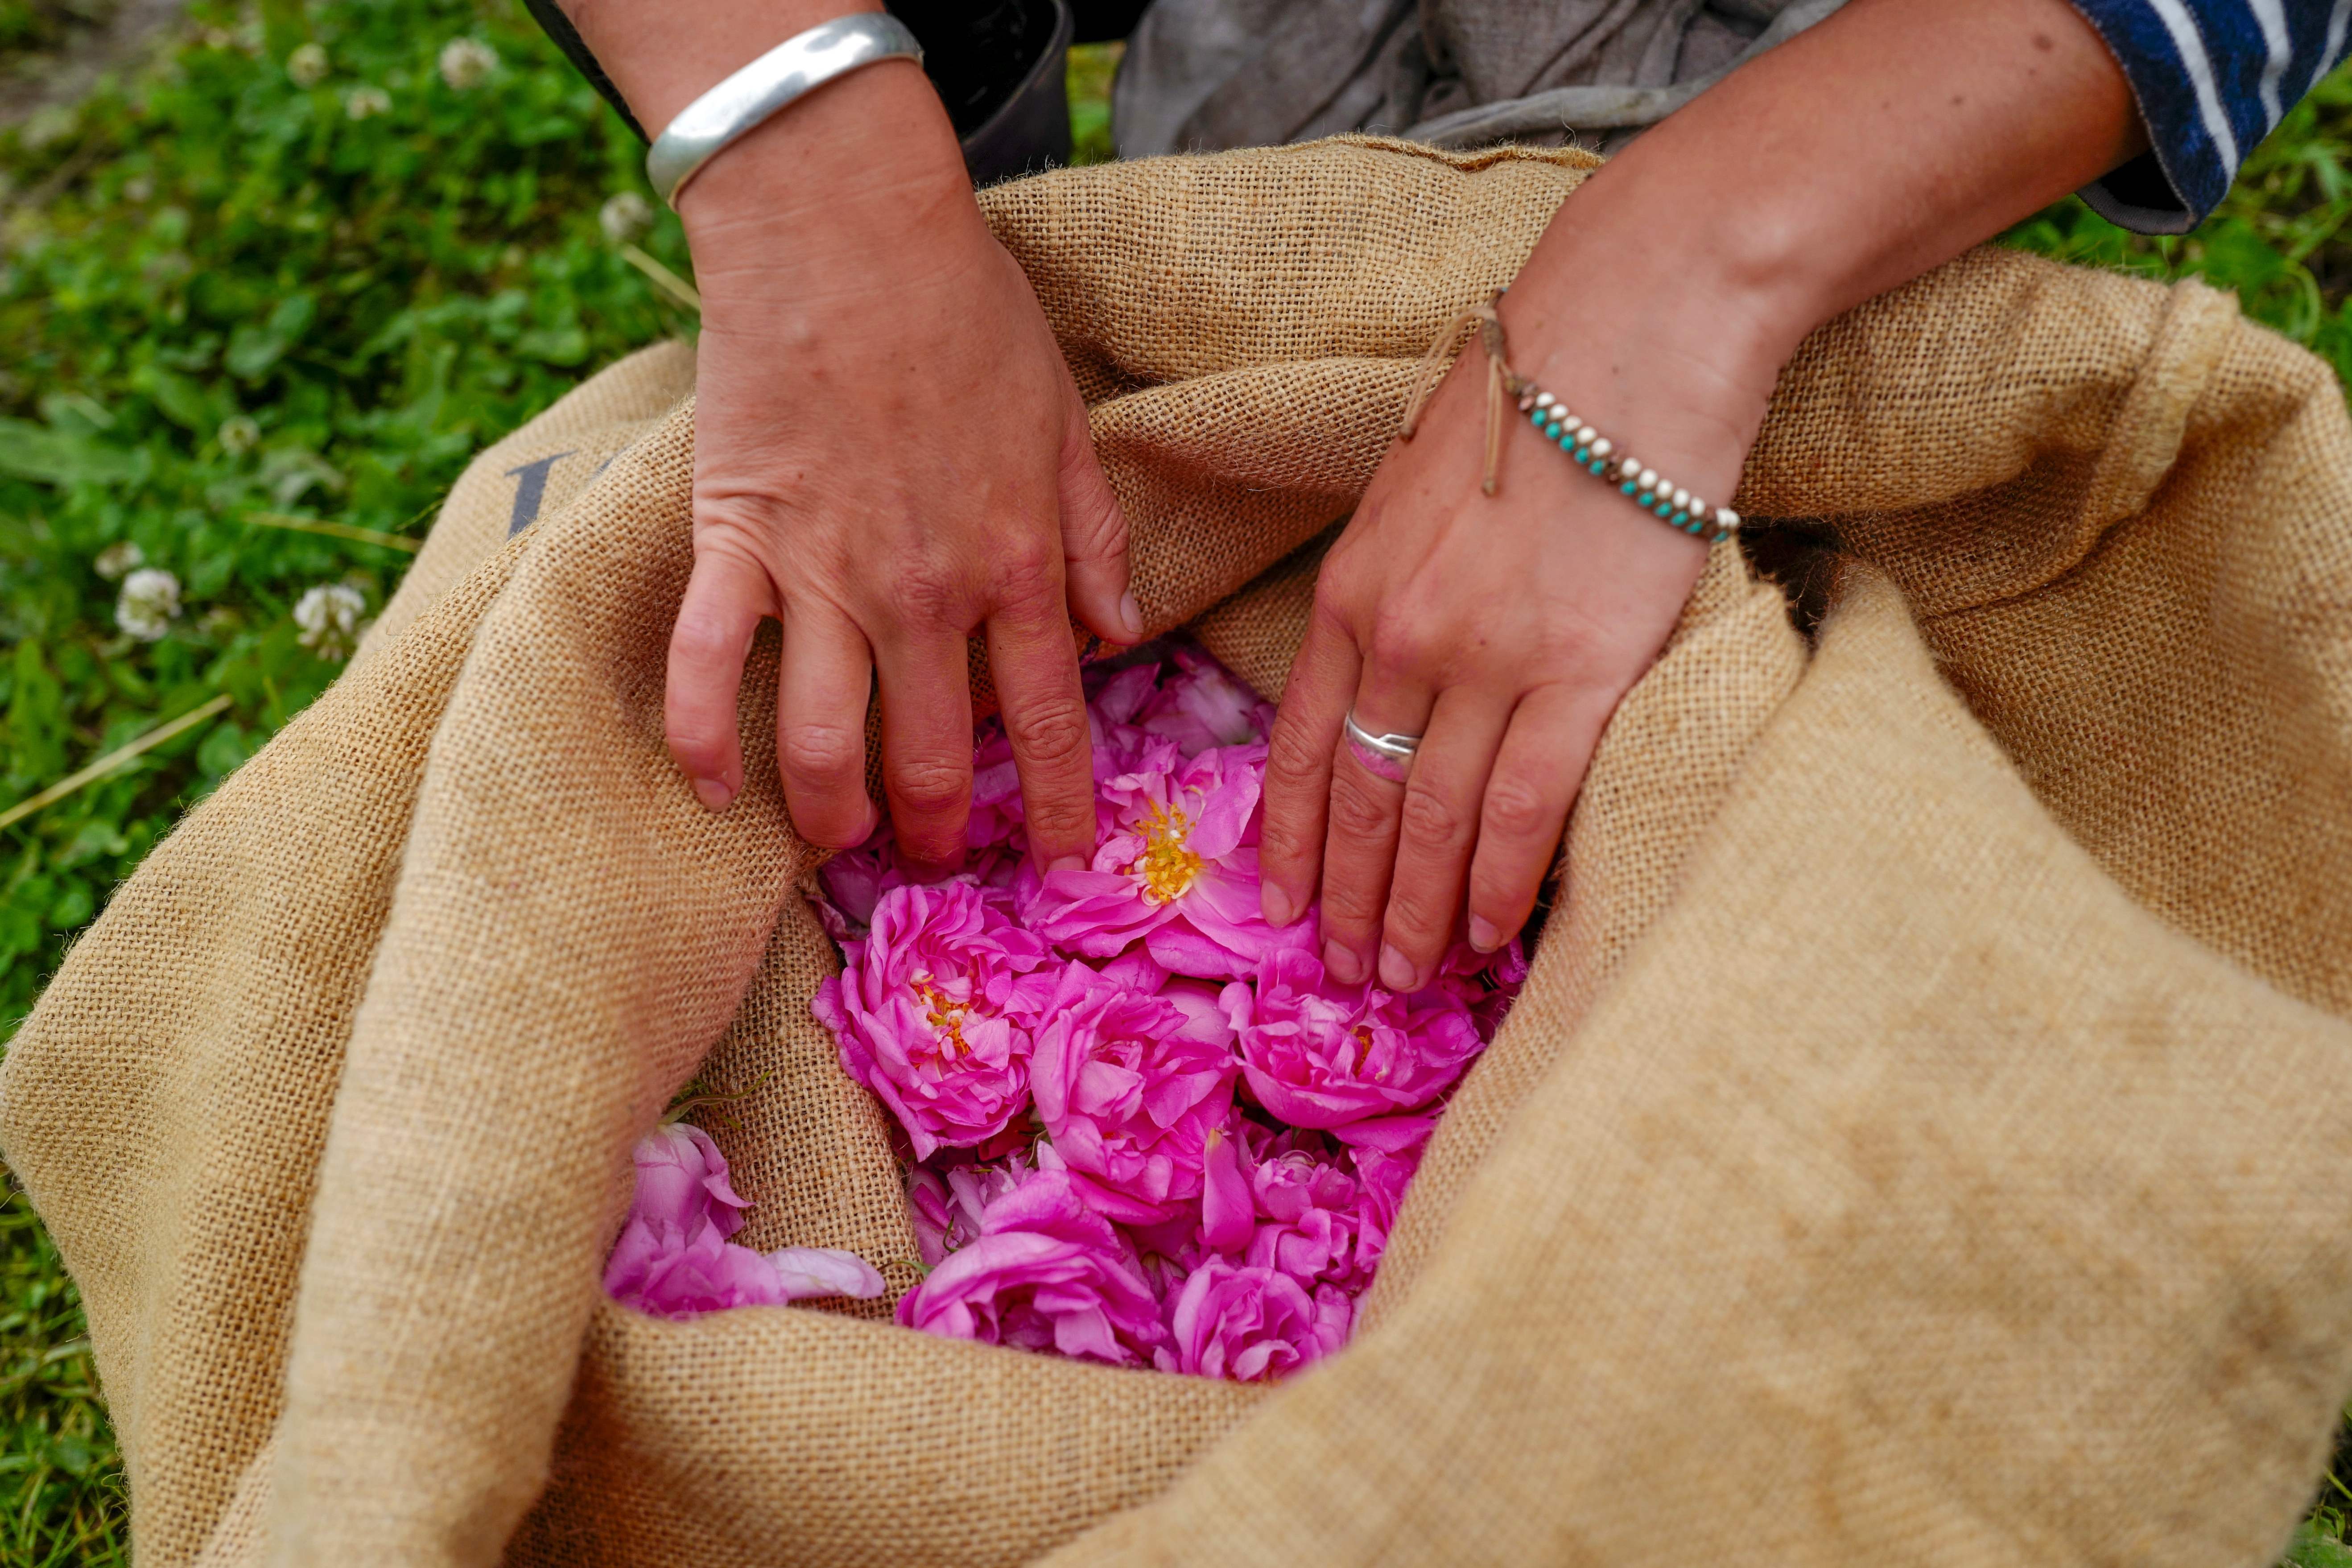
[344,85,392,121]
[217,415,260,455]
[294,582,367,660]
[116,567,182,642]
[439,37,496,91]
[286,42,328,88]
[598,190,654,245]
[94,541,145,581]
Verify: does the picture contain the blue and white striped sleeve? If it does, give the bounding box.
[2067,0,2352,233]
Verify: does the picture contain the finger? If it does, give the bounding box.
[874,633,977,876]
[985,592,1098,871]
[1378,688,1511,991]
[1465,684,1609,954]
[1259,597,1360,930]
[665,542,776,813]
[1316,674,1436,989]
[1055,391,1143,645]
[775,599,881,850]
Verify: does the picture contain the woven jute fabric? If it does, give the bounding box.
[3,136,2349,1568]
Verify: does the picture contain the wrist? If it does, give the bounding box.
[677,59,978,286]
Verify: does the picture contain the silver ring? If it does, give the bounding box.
[1344,710,1422,784]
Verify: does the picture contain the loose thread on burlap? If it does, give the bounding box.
[1400,290,1743,543]
[1400,296,1510,494]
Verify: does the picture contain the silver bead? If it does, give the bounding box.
[1560,416,1584,437]
[1671,487,1689,511]
[1589,437,1612,459]
[1534,392,1556,410]
[1636,467,1657,491]
[1716,507,1741,532]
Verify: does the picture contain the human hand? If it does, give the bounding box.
[1256,280,1759,992]
[656,60,1139,875]
[1256,0,2148,986]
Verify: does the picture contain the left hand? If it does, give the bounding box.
[1254,0,2148,990]
[1254,281,1764,992]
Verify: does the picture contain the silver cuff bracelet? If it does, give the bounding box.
[644,12,926,209]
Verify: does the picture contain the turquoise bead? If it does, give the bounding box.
[1671,510,1688,525]
[1620,480,1637,495]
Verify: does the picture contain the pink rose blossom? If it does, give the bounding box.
[1031,966,1238,1209]
[1086,661,1167,777]
[1158,1259,1350,1381]
[908,1159,1035,1267]
[1241,1125,1368,1288]
[1438,937,1531,1040]
[626,1121,751,1239]
[606,1122,884,1319]
[1199,1121,1256,1254]
[1224,948,1484,1127]
[1019,743,1309,980]
[815,880,1066,1159]
[1136,644,1274,759]
[809,641,1484,1378]
[1330,1113,1436,1284]
[769,1246,888,1299]
[896,1168,1167,1365]
[966,724,1027,859]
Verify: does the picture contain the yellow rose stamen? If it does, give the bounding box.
[1127,802,1205,904]
[913,978,974,1060]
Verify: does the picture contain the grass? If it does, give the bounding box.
[0,13,2345,1564]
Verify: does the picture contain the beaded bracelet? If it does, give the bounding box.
[1398,292,1742,546]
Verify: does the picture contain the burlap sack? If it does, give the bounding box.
[4,137,2349,1568]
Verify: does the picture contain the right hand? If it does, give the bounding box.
[660,59,1140,876]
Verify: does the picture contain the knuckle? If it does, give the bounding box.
[1398,784,1470,853]
[1481,775,1553,843]
[893,557,970,631]
[1023,790,1094,850]
[669,612,750,672]
[1382,894,1447,956]
[1264,722,1326,792]
[1326,768,1395,842]
[780,721,863,786]
[990,538,1061,609]
[1063,498,1128,565]
[1317,872,1384,933]
[1310,559,1365,629]
[1004,698,1091,771]
[1366,606,1434,681]
[889,754,969,817]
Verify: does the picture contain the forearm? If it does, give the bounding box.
[1504,0,2146,438]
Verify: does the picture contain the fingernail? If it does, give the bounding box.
[1118,591,1144,642]
[1323,940,1363,985]
[691,777,734,813]
[1047,853,1088,874]
[1262,883,1295,928]
[1378,943,1419,992]
[1468,915,1502,953]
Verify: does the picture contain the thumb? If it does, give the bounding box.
[1055,389,1143,645]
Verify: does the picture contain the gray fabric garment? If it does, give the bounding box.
[1114,0,1850,158]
